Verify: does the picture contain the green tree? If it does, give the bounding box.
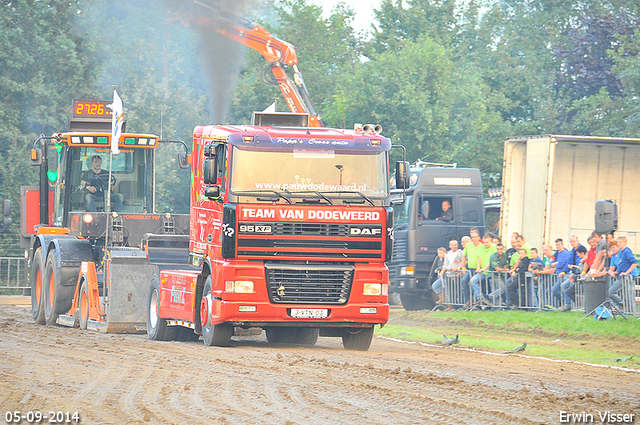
[0,0,95,255]
[227,0,364,125]
[76,0,212,213]
[329,35,511,188]
[369,0,458,54]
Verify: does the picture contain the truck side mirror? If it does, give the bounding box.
[421,200,430,218]
[178,152,191,169]
[1,197,10,229]
[31,148,43,166]
[203,157,218,185]
[3,198,10,217]
[204,186,220,199]
[395,161,410,189]
[595,200,617,234]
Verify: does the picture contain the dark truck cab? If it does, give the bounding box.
[389,165,485,310]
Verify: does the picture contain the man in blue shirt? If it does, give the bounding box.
[567,235,585,268]
[608,236,638,307]
[551,238,572,310]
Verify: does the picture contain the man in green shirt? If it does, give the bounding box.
[487,243,512,304]
[471,233,498,306]
[461,228,482,308]
[516,234,531,255]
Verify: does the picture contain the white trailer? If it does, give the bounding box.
[500,135,640,252]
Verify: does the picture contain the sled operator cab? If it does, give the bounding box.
[21,99,189,248]
[23,97,190,333]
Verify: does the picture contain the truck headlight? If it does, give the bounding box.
[363,283,388,296]
[225,280,254,293]
[400,266,414,276]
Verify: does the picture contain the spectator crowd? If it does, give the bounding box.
[429,228,638,312]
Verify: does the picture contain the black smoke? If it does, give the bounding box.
[163,0,259,123]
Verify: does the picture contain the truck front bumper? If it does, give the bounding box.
[208,300,389,327]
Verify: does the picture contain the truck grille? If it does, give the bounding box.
[273,223,348,237]
[392,237,407,261]
[237,221,383,260]
[265,264,354,305]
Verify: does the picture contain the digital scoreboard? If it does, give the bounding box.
[72,100,112,119]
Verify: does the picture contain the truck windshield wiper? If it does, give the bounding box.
[233,190,292,204]
[322,191,375,206]
[286,190,334,205]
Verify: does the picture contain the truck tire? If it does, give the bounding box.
[294,328,319,345]
[400,293,434,311]
[43,253,75,326]
[30,247,46,324]
[342,326,374,351]
[78,279,90,330]
[388,292,402,306]
[201,276,233,347]
[147,275,171,341]
[265,327,297,344]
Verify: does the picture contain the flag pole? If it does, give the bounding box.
[104,86,123,309]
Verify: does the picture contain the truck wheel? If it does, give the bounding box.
[388,292,402,306]
[78,279,90,330]
[294,328,319,345]
[342,326,374,351]
[43,253,74,326]
[147,275,170,341]
[201,276,233,347]
[265,327,297,344]
[30,247,46,324]
[400,293,434,311]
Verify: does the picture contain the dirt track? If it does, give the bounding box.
[1,302,639,425]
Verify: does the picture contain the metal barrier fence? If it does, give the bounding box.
[436,270,639,316]
[0,256,28,294]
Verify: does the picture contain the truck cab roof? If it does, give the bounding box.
[194,124,392,151]
[392,166,483,193]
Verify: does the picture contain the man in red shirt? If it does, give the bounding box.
[584,236,597,272]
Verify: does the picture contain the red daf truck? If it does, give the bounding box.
[148,113,406,350]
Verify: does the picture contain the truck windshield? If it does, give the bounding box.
[230,146,388,199]
[54,146,151,223]
[392,193,413,226]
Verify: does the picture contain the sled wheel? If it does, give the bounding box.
[30,248,46,324]
[342,326,374,351]
[201,275,233,347]
[79,279,90,330]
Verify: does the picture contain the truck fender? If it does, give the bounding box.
[30,234,69,269]
[192,260,212,335]
[46,238,94,287]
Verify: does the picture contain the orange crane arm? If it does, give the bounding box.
[178,2,323,127]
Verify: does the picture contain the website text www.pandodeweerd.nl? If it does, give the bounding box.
[254,182,369,192]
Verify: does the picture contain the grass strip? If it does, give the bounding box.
[376,309,640,368]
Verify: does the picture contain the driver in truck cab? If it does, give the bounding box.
[80,155,124,212]
[435,200,453,221]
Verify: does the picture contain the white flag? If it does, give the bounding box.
[107,89,123,154]
[262,100,277,113]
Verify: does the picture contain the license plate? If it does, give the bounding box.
[290,309,328,319]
